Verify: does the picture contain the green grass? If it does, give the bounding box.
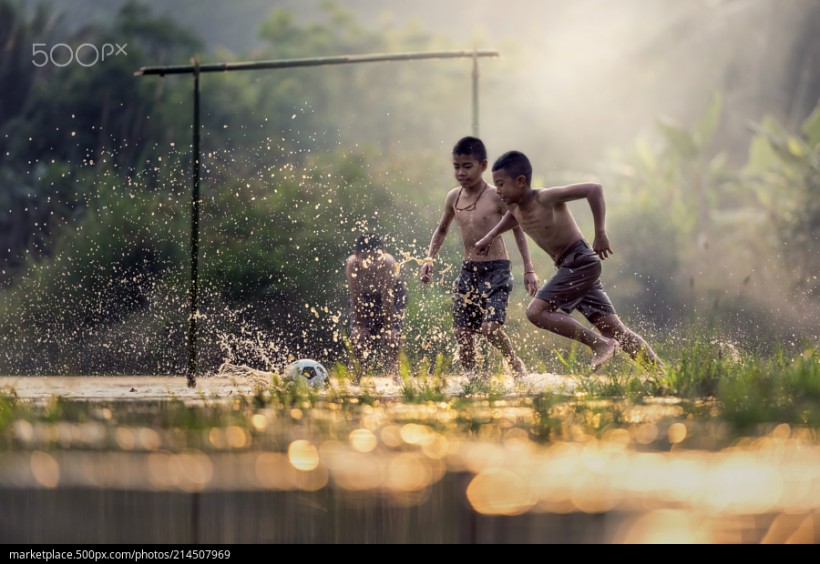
[458,375,506,403]
[528,392,564,442]
[717,346,820,432]
[1,339,820,452]
[398,352,448,404]
[0,387,21,433]
[253,373,320,410]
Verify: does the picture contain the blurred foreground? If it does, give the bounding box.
[0,374,818,543]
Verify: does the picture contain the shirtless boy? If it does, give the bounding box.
[476,150,662,372]
[419,137,538,376]
[346,233,407,373]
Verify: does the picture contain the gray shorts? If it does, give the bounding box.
[535,240,616,321]
[452,259,513,331]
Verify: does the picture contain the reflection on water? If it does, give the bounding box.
[1,377,819,543]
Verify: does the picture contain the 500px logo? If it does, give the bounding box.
[32,43,127,67]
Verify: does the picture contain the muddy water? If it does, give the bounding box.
[0,375,257,402]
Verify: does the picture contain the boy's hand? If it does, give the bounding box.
[593,232,613,260]
[474,236,492,256]
[419,262,433,284]
[523,271,539,297]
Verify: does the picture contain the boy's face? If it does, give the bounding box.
[452,153,487,188]
[492,168,526,205]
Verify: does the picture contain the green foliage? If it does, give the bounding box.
[0,0,200,298]
[252,2,461,152]
[602,93,820,350]
[0,0,471,374]
[528,392,563,442]
[0,162,190,373]
[325,362,380,407]
[604,92,738,327]
[742,102,820,295]
[254,374,319,410]
[664,338,735,399]
[2,0,819,381]
[718,347,820,433]
[575,371,663,401]
[2,346,820,452]
[659,335,820,433]
[0,388,20,433]
[459,375,506,404]
[553,342,583,375]
[399,352,448,404]
[803,102,820,147]
[6,1,200,170]
[0,163,89,284]
[0,0,68,136]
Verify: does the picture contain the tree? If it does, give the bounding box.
[744,99,820,297]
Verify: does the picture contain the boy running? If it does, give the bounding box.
[419,137,538,376]
[476,150,663,371]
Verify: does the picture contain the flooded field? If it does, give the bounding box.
[1,373,819,544]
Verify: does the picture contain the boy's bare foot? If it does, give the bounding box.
[591,339,618,372]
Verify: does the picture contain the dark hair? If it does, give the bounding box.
[452,136,487,162]
[492,150,532,185]
[355,233,383,253]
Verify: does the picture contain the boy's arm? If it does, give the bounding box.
[474,211,519,256]
[511,225,539,297]
[541,182,612,259]
[419,190,458,284]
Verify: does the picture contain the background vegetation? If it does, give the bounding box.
[1,0,818,377]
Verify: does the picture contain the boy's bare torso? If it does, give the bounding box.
[507,188,585,263]
[347,252,398,320]
[451,184,509,261]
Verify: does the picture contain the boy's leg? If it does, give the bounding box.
[476,260,526,375]
[590,313,664,368]
[349,322,373,374]
[455,327,476,372]
[526,298,617,371]
[452,266,481,374]
[533,247,619,371]
[384,298,407,375]
[380,331,400,374]
[480,321,527,376]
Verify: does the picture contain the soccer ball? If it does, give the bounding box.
[285,359,329,388]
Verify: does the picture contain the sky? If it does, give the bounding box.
[41,0,820,168]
